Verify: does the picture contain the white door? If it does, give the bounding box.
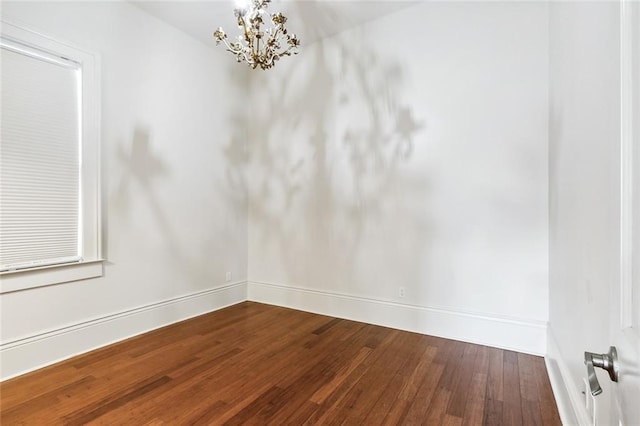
[593,3,640,425]
[548,2,639,424]
[610,2,640,424]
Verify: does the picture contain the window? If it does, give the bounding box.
[0,22,101,293]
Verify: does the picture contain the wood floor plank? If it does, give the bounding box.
[483,397,504,426]
[331,331,416,424]
[281,400,321,424]
[401,362,446,424]
[255,323,376,424]
[518,352,540,402]
[361,335,430,423]
[0,302,561,425]
[309,346,372,404]
[533,357,563,426]
[502,350,524,425]
[381,399,410,425]
[303,330,399,424]
[473,345,490,378]
[447,343,479,417]
[436,340,466,391]
[309,330,404,424]
[188,400,230,426]
[0,365,85,411]
[424,389,453,424]
[522,399,544,426]
[1,376,97,424]
[486,346,505,402]
[398,343,437,402]
[63,375,172,425]
[462,372,488,426]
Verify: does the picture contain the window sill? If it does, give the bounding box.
[0,260,103,294]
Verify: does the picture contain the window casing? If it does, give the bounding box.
[0,22,102,293]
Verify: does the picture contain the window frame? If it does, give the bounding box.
[0,21,102,293]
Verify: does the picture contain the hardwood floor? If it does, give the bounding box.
[0,302,561,425]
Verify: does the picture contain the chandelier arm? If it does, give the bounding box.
[239,18,250,44]
[281,45,295,56]
[220,38,242,54]
[263,54,273,67]
[271,26,281,42]
[250,24,257,59]
[238,49,254,64]
[220,38,253,64]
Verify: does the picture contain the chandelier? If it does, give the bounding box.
[213,0,300,70]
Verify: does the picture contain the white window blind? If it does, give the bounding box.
[0,40,82,271]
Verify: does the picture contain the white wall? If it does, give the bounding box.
[0,1,248,380]
[0,0,552,380]
[247,2,550,354]
[547,2,621,424]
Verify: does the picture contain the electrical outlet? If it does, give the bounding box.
[225,271,232,282]
[399,287,405,298]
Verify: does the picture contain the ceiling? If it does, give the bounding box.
[132,1,417,49]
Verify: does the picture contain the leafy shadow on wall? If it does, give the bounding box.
[111,126,225,288]
[113,127,168,207]
[223,1,431,298]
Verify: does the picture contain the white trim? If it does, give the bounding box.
[0,20,102,291]
[247,280,547,355]
[1,280,556,382]
[620,0,634,330]
[0,260,103,294]
[0,37,80,69]
[546,328,591,426]
[0,282,248,381]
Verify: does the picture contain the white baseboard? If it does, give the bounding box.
[247,281,547,356]
[0,282,247,381]
[545,328,591,426]
[1,279,551,382]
